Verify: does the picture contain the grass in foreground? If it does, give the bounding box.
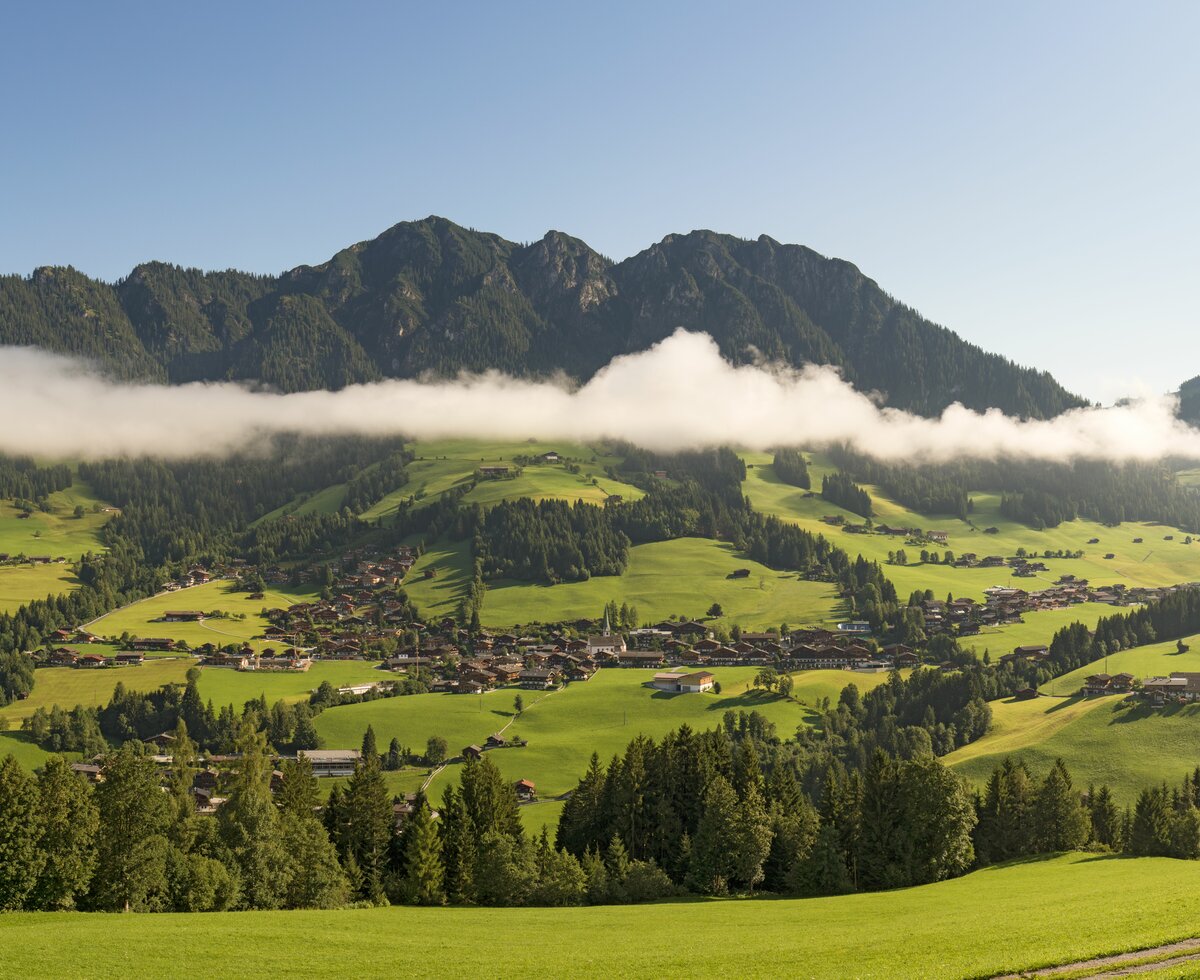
[4,855,1200,979]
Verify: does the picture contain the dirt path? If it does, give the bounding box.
[992,938,1200,979]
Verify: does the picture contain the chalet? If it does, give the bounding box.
[77,653,108,669]
[114,652,145,666]
[298,749,361,777]
[514,778,537,801]
[46,648,79,667]
[163,610,206,622]
[486,733,508,748]
[144,732,177,750]
[538,451,561,463]
[617,650,664,667]
[490,662,524,684]
[519,668,560,690]
[462,744,484,761]
[128,638,176,652]
[927,531,950,544]
[1014,687,1039,700]
[70,763,104,783]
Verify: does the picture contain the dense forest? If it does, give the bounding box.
[0,218,1082,417]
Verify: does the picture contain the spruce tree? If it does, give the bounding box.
[343,744,395,901]
[686,774,739,894]
[0,755,45,910]
[31,755,98,910]
[731,781,773,895]
[439,786,477,904]
[276,756,320,818]
[1034,759,1089,853]
[401,794,445,905]
[90,744,171,911]
[218,723,292,909]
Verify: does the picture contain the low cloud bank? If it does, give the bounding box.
[1,330,1196,462]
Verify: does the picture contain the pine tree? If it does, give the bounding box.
[1089,784,1122,849]
[89,744,171,911]
[279,812,350,909]
[218,723,292,909]
[276,756,320,818]
[460,755,522,840]
[439,786,477,904]
[1034,759,1089,853]
[401,794,445,905]
[686,774,739,894]
[731,781,773,895]
[0,755,45,910]
[343,745,395,901]
[1129,787,1173,856]
[857,750,903,889]
[31,756,98,910]
[789,823,853,896]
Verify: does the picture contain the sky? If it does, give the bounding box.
[1,1,1197,402]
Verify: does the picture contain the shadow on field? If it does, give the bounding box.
[1045,695,1085,714]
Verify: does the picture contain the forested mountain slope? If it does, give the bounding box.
[0,217,1081,417]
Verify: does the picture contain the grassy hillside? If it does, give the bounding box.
[947,633,1200,802]
[743,452,1200,600]
[85,580,320,649]
[479,537,841,629]
[360,439,645,521]
[0,563,82,614]
[316,667,881,799]
[4,854,1200,978]
[0,480,113,559]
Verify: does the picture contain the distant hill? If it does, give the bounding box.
[0,216,1083,417]
[1179,376,1200,424]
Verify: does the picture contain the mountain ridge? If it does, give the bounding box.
[0,215,1083,418]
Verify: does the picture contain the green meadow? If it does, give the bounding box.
[3,854,1200,979]
[316,667,880,799]
[409,536,842,628]
[948,631,1200,802]
[742,452,1200,600]
[961,602,1121,659]
[0,563,82,614]
[86,580,320,649]
[358,439,644,522]
[0,479,112,560]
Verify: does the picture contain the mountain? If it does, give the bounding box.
[1178,376,1200,425]
[0,216,1083,417]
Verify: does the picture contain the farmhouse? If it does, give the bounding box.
[519,667,560,690]
[514,778,537,801]
[298,749,361,777]
[163,610,206,622]
[651,670,716,693]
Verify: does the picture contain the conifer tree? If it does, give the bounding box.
[401,793,445,905]
[438,786,477,904]
[31,755,98,910]
[1034,759,1089,853]
[343,742,395,901]
[0,755,45,910]
[276,756,320,818]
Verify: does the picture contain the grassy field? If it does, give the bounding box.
[0,730,62,769]
[947,631,1200,802]
[961,602,1121,659]
[256,481,349,524]
[0,479,112,560]
[317,667,879,800]
[477,537,842,629]
[358,439,645,522]
[0,658,194,724]
[742,452,1200,601]
[5,854,1200,978]
[86,580,320,649]
[0,563,82,614]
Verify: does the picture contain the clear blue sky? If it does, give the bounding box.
[2,1,1196,401]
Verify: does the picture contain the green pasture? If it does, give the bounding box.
[256,481,350,524]
[947,633,1200,802]
[961,602,1122,659]
[480,537,842,629]
[0,563,82,614]
[6,854,1200,978]
[194,660,389,709]
[0,479,112,560]
[0,659,194,724]
[359,439,644,522]
[0,731,62,769]
[741,452,1200,601]
[86,580,320,649]
[316,668,870,799]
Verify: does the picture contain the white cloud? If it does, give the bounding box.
[2,329,1196,462]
